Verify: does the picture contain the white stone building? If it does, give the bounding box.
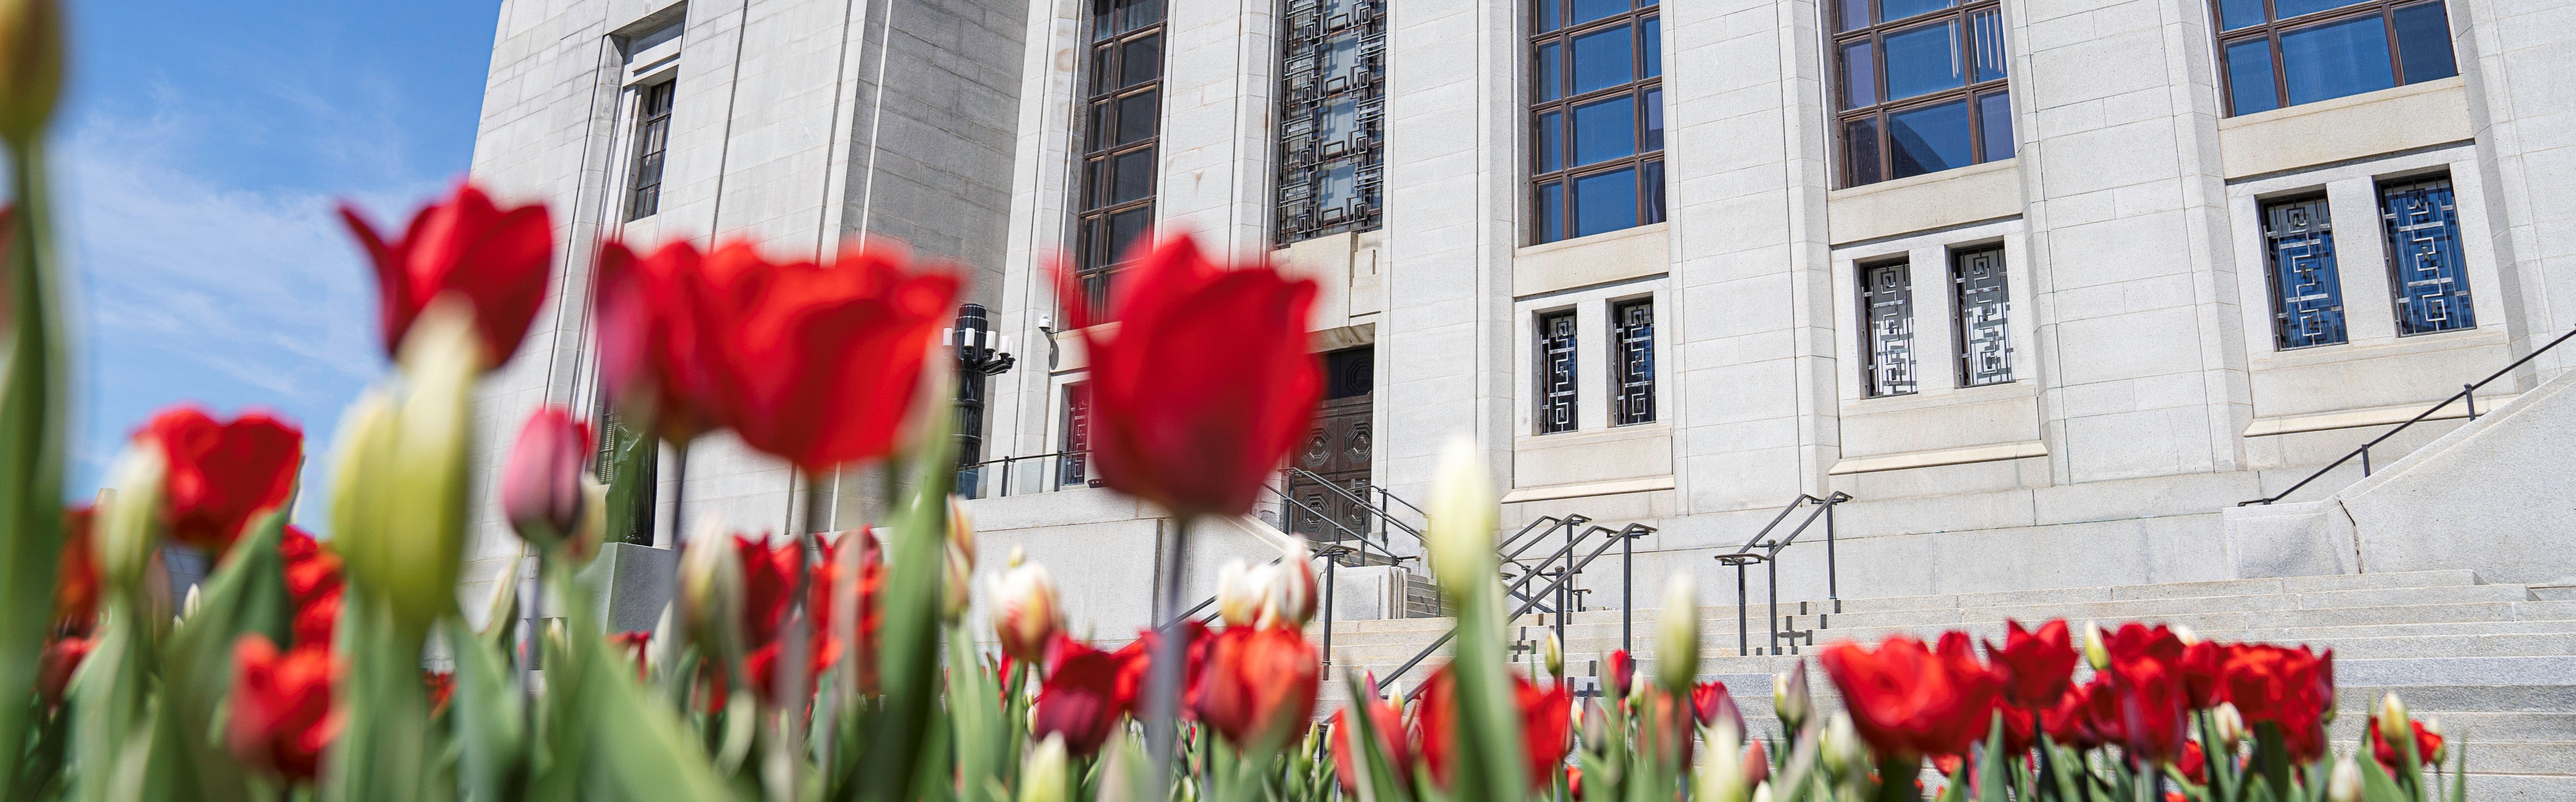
[462,0,2576,644]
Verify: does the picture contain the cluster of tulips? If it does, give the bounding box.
[0,3,2470,800]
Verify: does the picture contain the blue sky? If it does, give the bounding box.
[55,1,502,519]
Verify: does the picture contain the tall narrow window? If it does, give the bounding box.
[1530,0,1663,244]
[1950,245,2012,387]
[2379,175,2475,335]
[1060,382,1094,488]
[1833,0,2014,187]
[1276,0,1386,245]
[2263,195,2349,349]
[1537,310,1580,433]
[1074,0,1166,319]
[626,80,677,220]
[1860,260,1918,396]
[2214,0,2455,116]
[1613,299,1656,425]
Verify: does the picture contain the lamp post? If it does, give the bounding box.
[948,303,1017,497]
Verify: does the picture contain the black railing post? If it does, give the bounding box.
[1735,561,1750,656]
[2363,448,2373,477]
[1825,493,1844,614]
[1766,558,1780,655]
[1621,526,1634,655]
[1322,550,1338,671]
[2466,384,2478,419]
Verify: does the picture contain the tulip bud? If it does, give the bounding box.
[334,301,478,631]
[98,452,164,591]
[2378,691,2410,744]
[2326,756,2363,802]
[570,479,608,561]
[2211,702,2246,750]
[1264,541,1317,628]
[1580,698,1610,755]
[2423,717,2445,763]
[1695,720,1749,802]
[988,554,1063,665]
[2081,620,2109,671]
[947,495,977,564]
[1426,436,1498,597]
[1743,738,1771,789]
[943,496,976,622]
[1657,571,1700,693]
[499,406,592,553]
[1606,650,1635,699]
[1750,783,1774,802]
[1773,662,1811,732]
[1021,733,1070,802]
[181,584,203,622]
[1820,713,1866,776]
[2173,625,2200,646]
[678,526,746,653]
[0,0,63,143]
[1216,560,1262,628]
[1544,632,1564,680]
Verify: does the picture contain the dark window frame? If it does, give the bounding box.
[1611,298,1657,426]
[1830,0,2013,188]
[1073,0,1167,319]
[1275,0,1388,246]
[1529,1,1665,245]
[625,79,677,221]
[2211,0,2455,116]
[2376,172,2476,336]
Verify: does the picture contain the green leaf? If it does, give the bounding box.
[0,136,70,797]
[67,601,157,802]
[158,513,294,802]
[601,410,657,546]
[441,616,526,802]
[1977,712,2007,802]
[320,592,443,802]
[950,625,1007,802]
[857,403,959,802]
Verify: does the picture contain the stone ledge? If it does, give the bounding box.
[1499,474,1675,503]
[2243,394,2516,437]
[1826,440,2047,475]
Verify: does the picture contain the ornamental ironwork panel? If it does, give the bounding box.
[2263,196,2348,349]
[1274,0,1385,246]
[1538,310,1579,433]
[1950,246,2013,387]
[1613,299,1656,425]
[2379,176,2476,336]
[1060,383,1092,487]
[1860,261,1917,397]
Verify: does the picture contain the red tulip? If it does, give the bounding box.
[706,240,961,470]
[2367,714,2442,770]
[499,406,592,546]
[1566,765,1583,798]
[2216,644,2334,761]
[733,534,855,703]
[1192,625,1321,750]
[1035,636,1126,757]
[612,631,653,681]
[142,406,303,557]
[1744,737,1772,788]
[1414,666,1573,791]
[36,635,88,707]
[227,635,343,780]
[2039,681,2105,749]
[1692,680,1745,733]
[52,504,97,625]
[596,239,724,440]
[1605,649,1635,699]
[1330,695,1413,794]
[2181,640,2229,709]
[1111,621,1210,719]
[340,182,553,367]
[2178,739,2208,784]
[279,526,343,649]
[1998,703,2038,755]
[1054,232,1321,519]
[425,671,456,716]
[1985,619,2078,708]
[2107,640,2189,763]
[1817,632,2005,759]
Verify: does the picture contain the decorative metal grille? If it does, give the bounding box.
[1950,246,2012,387]
[1060,383,1092,486]
[1860,261,1917,397]
[1613,299,1655,425]
[1537,311,1579,433]
[2379,176,2475,336]
[1275,0,1385,246]
[626,80,676,220]
[1072,0,1166,319]
[2263,196,2348,349]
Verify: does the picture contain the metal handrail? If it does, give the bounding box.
[1381,523,1655,698]
[953,451,1088,499]
[1267,485,1405,567]
[1713,492,1851,656]
[1282,467,1428,542]
[2242,326,2576,506]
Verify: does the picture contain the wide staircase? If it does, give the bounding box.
[1312,568,2576,800]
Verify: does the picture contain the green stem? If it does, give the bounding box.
[1876,755,1921,802]
[0,134,68,797]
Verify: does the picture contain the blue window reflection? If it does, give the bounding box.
[1887,100,1972,179]
[1573,96,1637,166]
[1880,0,1956,22]
[2225,39,2279,114]
[2273,0,2369,20]
[1539,182,1566,243]
[1574,0,1629,25]
[1841,40,1878,109]
[1970,9,2007,82]
[1537,112,1564,172]
[1643,88,1664,151]
[2218,0,2455,116]
[1537,43,1564,101]
[1537,0,1563,32]
[2393,2,2458,82]
[1883,21,1965,101]
[2281,15,2394,105]
[1643,18,1662,78]
[2218,0,2266,29]
[1574,169,1638,238]
[1977,92,2014,160]
[1573,25,1635,95]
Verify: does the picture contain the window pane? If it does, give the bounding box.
[1879,0,1956,23]
[1642,160,1667,224]
[1112,149,1154,203]
[1643,88,1665,152]
[1841,40,1879,109]
[2224,38,2280,114]
[2218,0,2267,30]
[2272,0,2368,20]
[1573,96,1637,166]
[1573,26,1636,95]
[1109,207,1152,262]
[2280,15,2396,105]
[1978,91,2015,161]
[1844,116,1883,186]
[1321,35,1361,82]
[1643,17,1663,77]
[1883,21,1965,101]
[2393,2,2459,83]
[1121,0,1163,32]
[1318,97,1361,146]
[1860,261,1918,396]
[2380,177,2475,335]
[1537,112,1565,173]
[1088,101,1110,149]
[1536,43,1564,102]
[1970,9,2008,82]
[2263,196,2348,348]
[1837,0,1871,32]
[1082,158,1103,205]
[1573,0,1629,25]
[1318,162,1359,217]
[1122,34,1161,87]
[1117,90,1158,144]
[1539,182,1567,244]
[1537,0,1563,32]
[1573,168,1640,238]
[1091,46,1114,93]
[1887,99,1973,179]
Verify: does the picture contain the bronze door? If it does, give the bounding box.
[1285,348,1374,548]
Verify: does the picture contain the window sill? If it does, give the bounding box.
[1842,375,2035,414]
[2247,324,2502,371]
[1513,223,1670,297]
[2216,77,2469,179]
[1825,159,2022,246]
